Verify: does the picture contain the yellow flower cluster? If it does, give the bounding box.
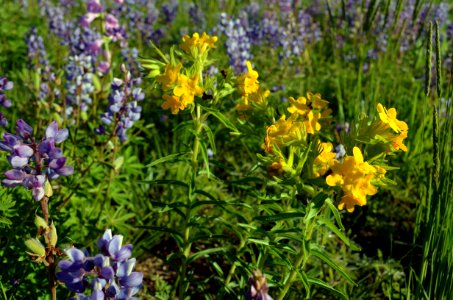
[157,63,203,114]
[287,93,332,134]
[263,115,305,153]
[236,61,270,111]
[312,142,337,177]
[263,93,331,153]
[377,103,408,152]
[180,32,218,56]
[326,147,382,212]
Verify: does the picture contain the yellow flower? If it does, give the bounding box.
[156,63,183,90]
[287,96,310,116]
[377,103,408,133]
[308,92,329,109]
[326,147,378,212]
[263,115,304,153]
[162,95,186,114]
[180,32,218,55]
[173,75,204,106]
[313,142,337,177]
[304,111,321,134]
[391,130,408,152]
[268,160,287,176]
[237,88,270,111]
[237,61,260,96]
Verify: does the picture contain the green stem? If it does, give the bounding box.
[278,221,315,300]
[177,104,203,300]
[224,238,247,286]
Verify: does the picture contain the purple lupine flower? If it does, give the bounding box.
[246,270,272,300]
[0,120,73,201]
[216,13,252,74]
[65,54,95,118]
[95,66,144,142]
[189,4,205,29]
[25,27,49,67]
[58,229,143,299]
[120,48,141,78]
[0,112,7,127]
[161,0,178,24]
[0,77,13,108]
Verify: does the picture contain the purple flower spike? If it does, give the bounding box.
[59,229,142,298]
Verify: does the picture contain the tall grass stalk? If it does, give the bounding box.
[412,20,453,300]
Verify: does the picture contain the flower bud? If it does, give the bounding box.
[25,238,46,257]
[34,215,48,230]
[45,180,53,198]
[49,223,58,247]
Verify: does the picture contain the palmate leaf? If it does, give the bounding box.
[0,193,16,228]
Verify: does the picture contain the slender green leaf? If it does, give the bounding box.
[310,245,356,285]
[307,277,348,300]
[187,247,226,264]
[254,212,305,223]
[146,152,188,167]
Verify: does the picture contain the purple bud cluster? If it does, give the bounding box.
[120,47,141,78]
[217,13,252,74]
[161,0,178,24]
[57,229,143,299]
[0,76,13,127]
[39,0,73,42]
[95,69,144,142]
[25,27,49,67]
[111,0,161,44]
[0,120,73,201]
[188,4,205,29]
[0,77,13,109]
[65,54,95,118]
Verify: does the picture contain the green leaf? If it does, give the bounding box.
[204,125,217,154]
[307,277,348,300]
[317,217,361,251]
[254,212,305,223]
[247,238,270,246]
[298,271,311,297]
[202,106,239,132]
[199,140,211,177]
[304,192,328,224]
[310,245,356,286]
[187,247,226,264]
[138,226,184,246]
[137,179,189,189]
[146,152,188,167]
[325,198,344,231]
